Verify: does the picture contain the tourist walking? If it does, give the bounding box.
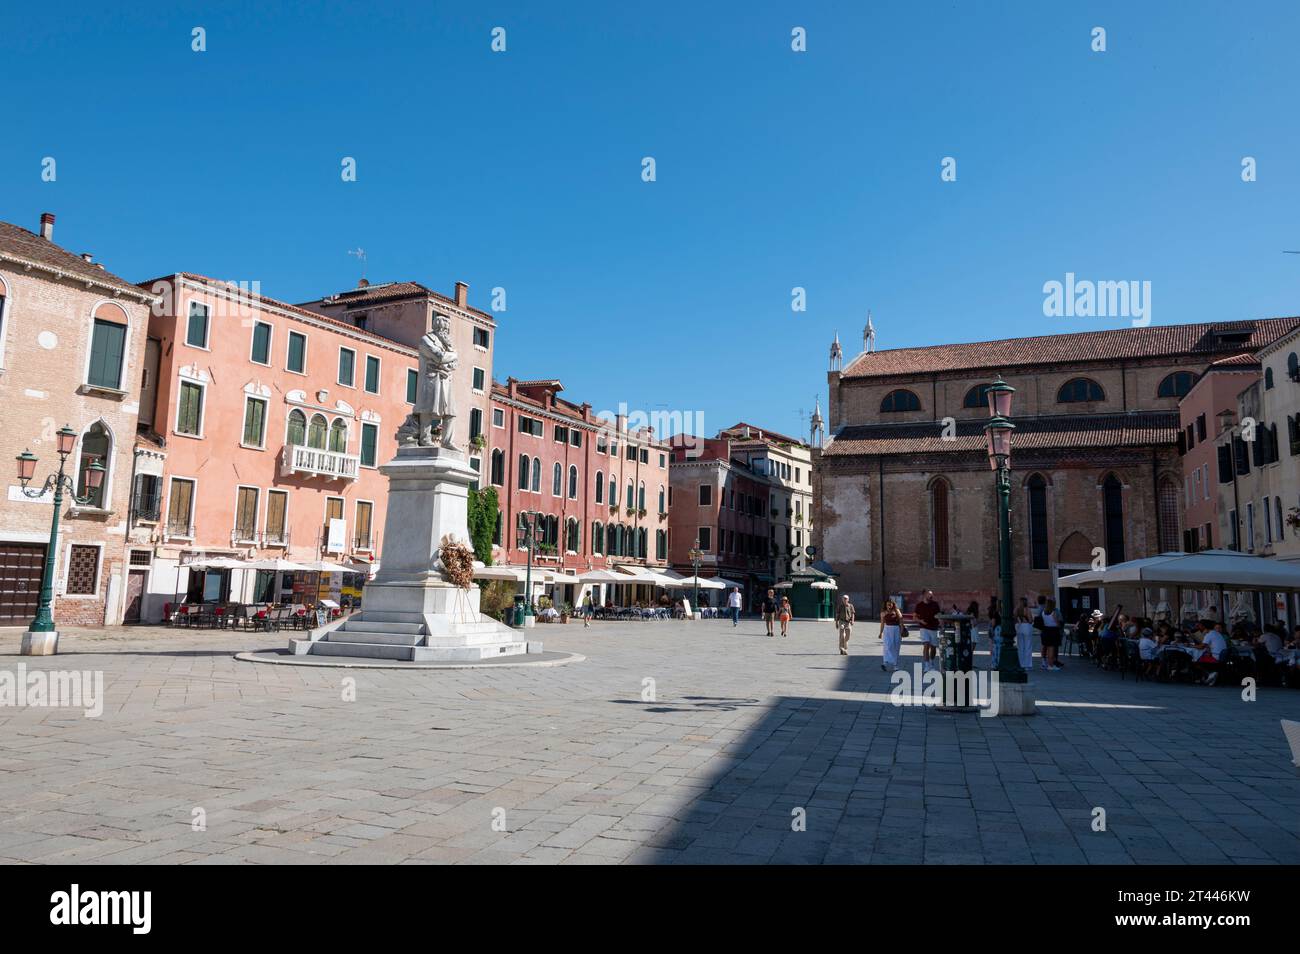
[1037,599,1063,670]
[986,594,1002,669]
[778,596,792,637]
[881,599,903,672]
[915,589,941,671]
[582,592,594,628]
[761,589,777,637]
[727,587,742,626]
[835,594,855,655]
[1014,597,1035,671]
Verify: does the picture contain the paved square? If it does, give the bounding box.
[1,620,1297,864]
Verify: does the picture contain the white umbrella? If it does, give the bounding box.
[667,575,725,590]
[810,580,837,590]
[245,558,317,572]
[1058,550,1300,592]
[577,569,626,583]
[183,556,247,569]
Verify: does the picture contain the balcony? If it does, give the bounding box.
[281,444,359,481]
[131,491,162,523]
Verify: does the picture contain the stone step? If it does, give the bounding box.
[325,629,424,647]
[410,641,529,662]
[352,610,428,625]
[339,619,426,636]
[307,640,415,661]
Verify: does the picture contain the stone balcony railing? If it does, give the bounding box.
[281,444,360,481]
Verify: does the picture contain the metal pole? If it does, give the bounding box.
[996,460,1026,683]
[28,461,67,634]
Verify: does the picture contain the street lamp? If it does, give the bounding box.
[516,511,539,620]
[15,425,105,655]
[982,377,1026,684]
[688,537,703,617]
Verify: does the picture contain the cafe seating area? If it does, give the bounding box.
[166,601,347,632]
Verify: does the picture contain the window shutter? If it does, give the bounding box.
[89,320,126,389]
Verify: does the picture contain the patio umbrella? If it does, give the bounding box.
[1058,550,1300,591]
[666,575,726,589]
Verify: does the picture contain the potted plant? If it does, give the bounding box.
[626,506,636,517]
[638,508,647,518]
[609,504,619,514]
[470,433,487,451]
[560,602,573,624]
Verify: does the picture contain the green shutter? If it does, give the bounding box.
[251,323,271,363]
[243,398,266,446]
[178,382,202,434]
[365,356,380,393]
[186,304,208,347]
[88,319,126,389]
[339,349,354,385]
[288,332,305,372]
[361,423,377,467]
[406,368,417,404]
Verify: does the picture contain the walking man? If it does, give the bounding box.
[761,588,777,637]
[915,589,941,671]
[727,587,742,627]
[835,594,855,655]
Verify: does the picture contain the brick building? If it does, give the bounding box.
[816,317,1300,622]
[487,378,672,608]
[0,213,157,627]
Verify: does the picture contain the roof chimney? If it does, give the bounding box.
[39,213,55,241]
[454,281,468,308]
[81,253,93,263]
[357,278,369,288]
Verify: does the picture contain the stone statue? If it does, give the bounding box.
[398,314,458,449]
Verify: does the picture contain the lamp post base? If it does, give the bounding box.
[996,682,1037,716]
[20,630,59,656]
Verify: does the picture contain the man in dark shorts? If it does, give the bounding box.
[915,589,941,670]
[761,589,777,637]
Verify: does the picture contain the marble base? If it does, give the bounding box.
[20,631,59,656]
[996,683,1037,716]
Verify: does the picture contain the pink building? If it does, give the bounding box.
[1176,354,1260,552]
[129,273,420,618]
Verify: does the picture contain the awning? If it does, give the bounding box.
[576,569,627,583]
[667,575,726,590]
[810,580,838,590]
[245,558,318,572]
[471,563,552,583]
[1058,549,1300,592]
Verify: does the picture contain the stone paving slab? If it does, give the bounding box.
[0,620,1297,864]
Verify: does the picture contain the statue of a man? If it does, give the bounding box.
[415,313,458,448]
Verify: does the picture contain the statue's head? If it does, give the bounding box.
[433,313,451,337]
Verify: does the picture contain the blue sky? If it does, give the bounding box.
[4,1,1299,440]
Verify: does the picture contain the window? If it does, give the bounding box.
[658,486,665,513]
[1196,414,1207,442]
[698,527,712,551]
[360,422,378,467]
[287,331,307,373]
[131,473,161,521]
[355,501,374,550]
[405,368,418,404]
[490,449,504,485]
[338,348,356,387]
[1103,474,1125,564]
[626,444,636,460]
[962,384,991,409]
[186,302,210,348]
[1265,367,1274,390]
[250,321,272,365]
[570,430,582,448]
[1228,508,1239,550]
[492,408,504,428]
[177,380,204,436]
[639,448,648,464]
[593,521,604,554]
[656,529,667,560]
[329,419,347,453]
[1289,352,1299,381]
[596,434,608,454]
[76,422,111,508]
[531,457,541,493]
[1157,371,1196,398]
[930,479,950,568]
[880,389,921,413]
[699,484,712,506]
[659,453,666,468]
[1157,477,1180,553]
[595,470,604,503]
[469,408,483,441]
[167,478,195,537]
[552,462,563,497]
[1057,378,1105,403]
[566,518,579,553]
[518,415,543,437]
[638,482,645,509]
[627,479,635,508]
[308,413,328,450]
[1276,497,1285,542]
[1029,475,1050,571]
[65,545,100,596]
[518,454,530,490]
[473,367,485,391]
[283,408,307,447]
[242,396,267,447]
[609,477,617,505]
[364,355,380,394]
[568,465,579,499]
[265,490,288,545]
[235,487,259,542]
[554,424,568,443]
[87,318,127,389]
[1246,501,1256,551]
[473,327,490,349]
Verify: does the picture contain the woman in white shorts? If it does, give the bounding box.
[880,600,903,672]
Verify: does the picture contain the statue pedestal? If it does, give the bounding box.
[289,446,531,662]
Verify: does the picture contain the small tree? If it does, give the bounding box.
[467,486,499,566]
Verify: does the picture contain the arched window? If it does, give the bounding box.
[1057,378,1105,403]
[656,529,667,560]
[328,418,347,453]
[531,457,541,493]
[593,521,604,555]
[1157,477,1181,552]
[308,414,328,449]
[609,477,617,506]
[637,481,645,510]
[566,518,580,553]
[1288,352,1299,381]
[929,478,950,568]
[568,465,579,499]
[595,470,604,504]
[638,528,648,557]
[490,449,504,486]
[1102,474,1125,564]
[1265,368,1275,390]
[1157,371,1196,399]
[286,409,307,446]
[552,462,562,497]
[518,454,530,490]
[962,384,991,409]
[1027,474,1048,570]
[627,479,634,509]
[658,485,665,514]
[77,421,111,509]
[880,389,921,413]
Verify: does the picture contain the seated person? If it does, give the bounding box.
[1257,625,1285,659]
[1137,626,1160,678]
[1193,621,1228,685]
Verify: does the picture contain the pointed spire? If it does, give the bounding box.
[829,330,843,371]
[863,311,876,354]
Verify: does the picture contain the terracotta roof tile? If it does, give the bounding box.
[0,220,150,298]
[841,319,1300,379]
[823,412,1179,457]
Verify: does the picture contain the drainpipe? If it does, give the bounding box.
[878,456,886,613]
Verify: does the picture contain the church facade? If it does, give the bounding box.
[814,317,1300,622]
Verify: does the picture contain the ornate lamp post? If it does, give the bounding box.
[15,425,105,655]
[688,538,703,616]
[516,511,540,619]
[983,377,1026,684]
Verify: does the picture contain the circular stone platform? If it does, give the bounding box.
[235,649,584,670]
